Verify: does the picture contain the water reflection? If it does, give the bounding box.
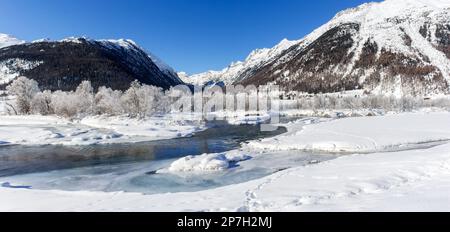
[0,121,286,177]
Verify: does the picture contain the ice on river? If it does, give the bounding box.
[1,112,450,211]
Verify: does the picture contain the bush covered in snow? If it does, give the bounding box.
[287,94,450,112]
[3,77,450,118]
[5,76,40,114]
[5,77,172,118]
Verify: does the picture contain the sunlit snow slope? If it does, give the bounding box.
[186,0,450,96]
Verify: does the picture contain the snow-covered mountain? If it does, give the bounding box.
[0,34,24,49]
[0,36,183,91]
[94,38,180,80]
[181,38,298,86]
[187,0,450,96]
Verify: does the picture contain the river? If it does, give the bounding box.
[0,119,336,194]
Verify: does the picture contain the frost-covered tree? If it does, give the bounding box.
[313,95,328,110]
[121,80,144,117]
[165,85,193,113]
[75,80,95,115]
[50,90,78,118]
[427,97,450,109]
[137,84,165,116]
[138,85,155,116]
[6,76,40,114]
[341,96,361,109]
[94,86,123,115]
[297,97,314,110]
[327,95,339,109]
[157,89,173,113]
[399,96,416,112]
[383,96,398,111]
[31,90,53,115]
[120,82,166,117]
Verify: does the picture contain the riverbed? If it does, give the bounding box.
[0,119,336,194]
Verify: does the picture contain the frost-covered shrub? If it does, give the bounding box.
[361,95,386,109]
[94,86,123,115]
[138,84,164,116]
[7,78,171,118]
[293,93,445,112]
[6,76,40,114]
[75,80,95,116]
[297,97,314,109]
[50,90,79,118]
[327,96,339,109]
[424,97,450,109]
[279,100,298,111]
[341,96,361,109]
[31,90,53,115]
[313,95,328,110]
[120,80,166,118]
[398,96,416,112]
[121,80,144,117]
[383,96,398,111]
[164,85,193,113]
[6,77,450,118]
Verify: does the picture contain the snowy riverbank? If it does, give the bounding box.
[1,112,450,211]
[247,111,450,153]
[0,115,205,146]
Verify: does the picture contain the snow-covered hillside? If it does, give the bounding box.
[185,0,450,96]
[0,34,24,49]
[97,38,181,82]
[0,36,29,85]
[181,39,298,86]
[0,35,183,90]
[0,59,43,85]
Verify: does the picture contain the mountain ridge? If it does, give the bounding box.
[0,36,183,91]
[0,34,25,49]
[184,0,450,96]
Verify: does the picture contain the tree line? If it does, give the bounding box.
[5,77,171,118]
[4,77,450,119]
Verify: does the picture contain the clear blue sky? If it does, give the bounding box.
[0,0,377,74]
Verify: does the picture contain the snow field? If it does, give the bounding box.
[0,114,205,146]
[247,112,450,153]
[2,112,450,211]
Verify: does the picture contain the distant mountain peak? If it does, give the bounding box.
[182,37,299,86]
[185,0,450,96]
[0,33,25,49]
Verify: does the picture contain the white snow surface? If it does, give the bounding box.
[80,115,204,140]
[317,0,450,83]
[96,39,181,80]
[2,112,450,211]
[0,115,205,146]
[181,38,298,86]
[0,34,24,49]
[247,112,450,153]
[22,36,181,82]
[184,0,450,89]
[158,153,252,173]
[1,34,181,84]
[0,59,44,85]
